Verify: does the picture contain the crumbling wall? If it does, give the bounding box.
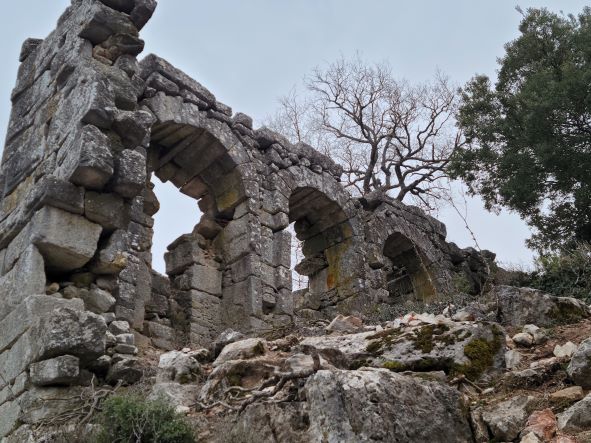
[0,0,490,438]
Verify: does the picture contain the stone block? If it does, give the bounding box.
[145,321,175,350]
[33,308,107,363]
[90,230,128,274]
[30,355,80,386]
[188,290,221,330]
[29,206,102,272]
[111,149,146,198]
[81,287,116,314]
[0,246,45,322]
[0,295,83,354]
[165,237,215,275]
[0,398,20,438]
[99,0,136,13]
[63,125,114,190]
[174,263,222,296]
[130,0,157,30]
[79,1,138,45]
[18,386,84,426]
[113,109,155,148]
[85,192,128,231]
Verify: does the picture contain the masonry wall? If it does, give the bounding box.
[0,0,490,438]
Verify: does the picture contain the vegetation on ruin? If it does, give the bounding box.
[92,395,195,443]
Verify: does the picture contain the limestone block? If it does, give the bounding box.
[30,355,80,386]
[188,290,221,330]
[0,295,83,354]
[0,398,21,438]
[33,308,107,363]
[175,263,222,296]
[140,54,216,106]
[90,230,128,274]
[79,1,138,45]
[106,354,142,384]
[111,149,146,198]
[18,386,84,426]
[110,320,131,335]
[0,246,45,321]
[113,109,155,148]
[0,332,35,384]
[130,0,157,30]
[144,321,175,350]
[81,287,116,314]
[85,192,128,231]
[165,237,214,275]
[29,206,102,272]
[62,125,114,190]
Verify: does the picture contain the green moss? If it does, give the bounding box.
[383,361,406,371]
[365,328,404,355]
[411,324,450,353]
[548,300,586,325]
[452,327,503,381]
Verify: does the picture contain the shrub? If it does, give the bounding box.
[93,395,195,443]
[525,242,591,303]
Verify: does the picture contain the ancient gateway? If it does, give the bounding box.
[0,0,490,438]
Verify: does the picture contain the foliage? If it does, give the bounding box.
[525,242,591,302]
[268,55,463,209]
[93,395,195,443]
[450,7,591,251]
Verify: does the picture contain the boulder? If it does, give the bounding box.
[149,382,200,409]
[326,315,363,334]
[558,393,591,433]
[554,342,578,358]
[567,338,591,388]
[302,369,473,443]
[550,386,584,404]
[106,354,142,385]
[491,286,590,327]
[520,409,557,441]
[505,349,522,370]
[109,320,131,335]
[30,355,80,386]
[80,287,116,314]
[213,338,266,366]
[158,350,200,383]
[513,332,534,347]
[481,395,536,441]
[33,308,107,363]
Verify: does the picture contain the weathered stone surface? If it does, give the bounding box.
[30,355,80,386]
[109,320,131,335]
[505,349,522,369]
[513,332,534,347]
[491,286,591,327]
[33,308,107,363]
[85,192,128,231]
[110,149,146,198]
[555,341,578,358]
[80,287,116,314]
[550,386,585,404]
[302,369,473,443]
[520,409,557,441]
[214,338,266,366]
[0,246,45,322]
[106,354,142,384]
[90,229,128,274]
[212,329,245,357]
[558,394,591,433]
[63,125,114,190]
[481,395,536,441]
[326,315,363,334]
[158,350,200,383]
[28,206,103,272]
[567,338,591,388]
[148,382,200,409]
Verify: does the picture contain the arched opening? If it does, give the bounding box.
[383,232,436,303]
[288,187,353,300]
[146,121,252,346]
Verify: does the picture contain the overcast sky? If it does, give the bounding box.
[1,1,588,273]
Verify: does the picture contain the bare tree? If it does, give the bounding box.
[268,55,464,209]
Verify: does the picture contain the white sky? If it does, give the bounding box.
[1,1,588,273]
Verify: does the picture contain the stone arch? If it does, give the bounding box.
[273,165,366,315]
[383,232,436,303]
[143,99,264,346]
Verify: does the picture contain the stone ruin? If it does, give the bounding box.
[0,0,492,439]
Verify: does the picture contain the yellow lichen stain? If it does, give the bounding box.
[324,237,353,290]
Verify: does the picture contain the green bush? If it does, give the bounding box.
[525,242,591,303]
[93,395,195,443]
